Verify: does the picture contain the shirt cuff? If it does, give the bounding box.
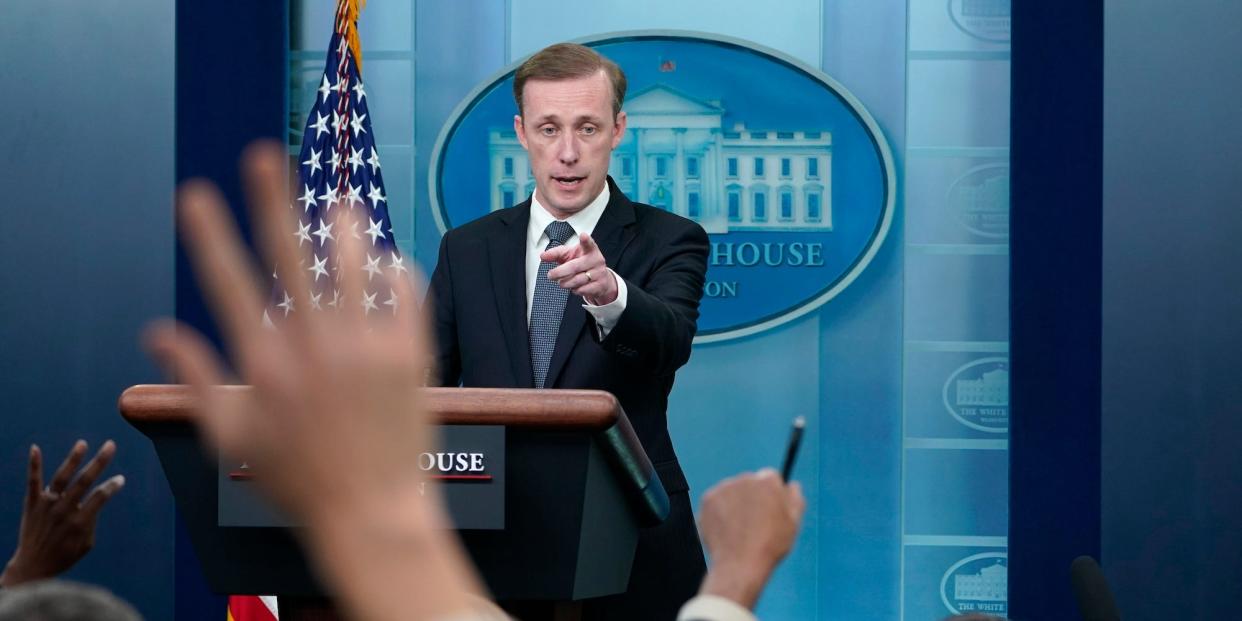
[432,613,508,621]
[582,268,627,339]
[676,594,758,621]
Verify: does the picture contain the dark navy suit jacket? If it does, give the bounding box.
[430,176,709,619]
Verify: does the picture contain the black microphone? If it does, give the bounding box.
[1070,555,1121,621]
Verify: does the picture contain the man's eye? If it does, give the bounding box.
[540,127,557,136]
[581,126,597,135]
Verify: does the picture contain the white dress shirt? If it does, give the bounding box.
[434,593,756,621]
[676,594,759,621]
[526,185,628,339]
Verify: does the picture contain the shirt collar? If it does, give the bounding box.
[528,181,611,246]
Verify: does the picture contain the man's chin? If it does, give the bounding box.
[542,199,589,218]
[541,185,597,216]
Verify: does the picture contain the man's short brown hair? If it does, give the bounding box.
[513,43,627,118]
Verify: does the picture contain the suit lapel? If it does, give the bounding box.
[591,179,639,276]
[544,178,637,387]
[488,203,535,388]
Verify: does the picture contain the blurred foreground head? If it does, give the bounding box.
[0,579,142,621]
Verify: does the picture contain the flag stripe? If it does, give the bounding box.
[228,595,279,621]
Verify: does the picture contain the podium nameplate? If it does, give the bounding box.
[218,425,506,530]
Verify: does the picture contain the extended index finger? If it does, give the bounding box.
[539,244,578,264]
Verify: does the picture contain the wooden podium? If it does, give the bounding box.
[120,385,669,619]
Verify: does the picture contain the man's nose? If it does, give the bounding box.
[556,134,579,165]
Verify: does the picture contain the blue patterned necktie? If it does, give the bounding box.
[529,220,576,388]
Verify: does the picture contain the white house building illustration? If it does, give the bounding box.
[488,84,833,234]
[957,368,1009,407]
[954,560,1007,602]
[958,173,1009,219]
[953,167,1010,236]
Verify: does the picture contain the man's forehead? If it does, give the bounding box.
[525,68,609,88]
[521,72,613,114]
[527,109,609,124]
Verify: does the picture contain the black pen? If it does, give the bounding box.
[780,416,806,482]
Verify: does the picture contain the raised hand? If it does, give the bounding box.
[143,142,483,621]
[0,440,125,587]
[696,468,805,609]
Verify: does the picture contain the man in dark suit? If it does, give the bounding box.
[429,42,709,620]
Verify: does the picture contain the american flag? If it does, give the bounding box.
[232,2,398,619]
[265,0,404,325]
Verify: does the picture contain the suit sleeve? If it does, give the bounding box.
[429,233,462,387]
[594,221,709,377]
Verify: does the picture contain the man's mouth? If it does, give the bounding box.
[552,175,585,189]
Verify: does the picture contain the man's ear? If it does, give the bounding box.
[514,115,529,151]
[611,111,627,149]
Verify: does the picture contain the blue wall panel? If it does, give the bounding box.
[0,1,175,618]
[1102,1,1242,618]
